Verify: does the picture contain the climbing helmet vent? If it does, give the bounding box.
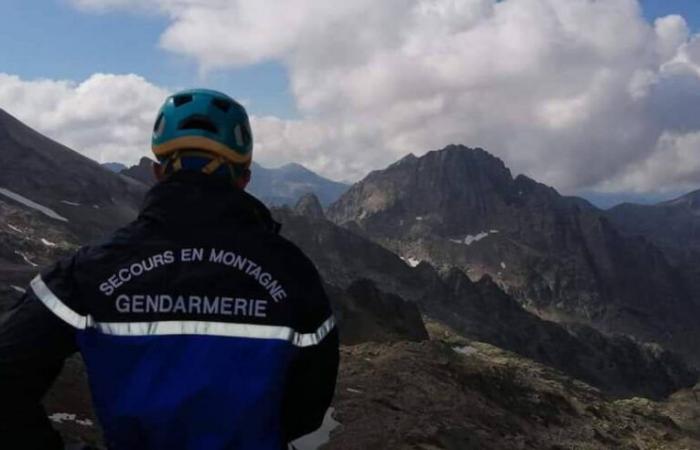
[212,98,232,112]
[173,94,194,107]
[153,113,165,137]
[179,116,218,134]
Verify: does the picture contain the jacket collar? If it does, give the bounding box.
[138,171,281,234]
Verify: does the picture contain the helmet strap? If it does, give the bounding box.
[201,157,224,175]
[172,151,183,172]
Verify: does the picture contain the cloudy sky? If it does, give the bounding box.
[2,0,700,203]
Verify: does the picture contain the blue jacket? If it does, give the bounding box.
[0,171,339,450]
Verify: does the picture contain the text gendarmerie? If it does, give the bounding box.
[116,294,268,318]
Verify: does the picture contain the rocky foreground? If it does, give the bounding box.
[46,321,700,450]
[331,332,700,449]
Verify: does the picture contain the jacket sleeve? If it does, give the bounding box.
[283,256,340,442]
[0,257,82,450]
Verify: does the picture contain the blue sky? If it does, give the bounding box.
[0,0,297,118]
[1,0,695,122]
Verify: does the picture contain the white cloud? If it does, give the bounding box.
[37,0,700,194]
[0,73,168,165]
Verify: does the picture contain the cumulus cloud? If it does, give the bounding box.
[49,0,700,193]
[0,73,168,165]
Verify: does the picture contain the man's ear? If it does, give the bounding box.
[152,161,166,182]
[234,168,251,190]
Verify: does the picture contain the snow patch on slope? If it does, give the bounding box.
[455,345,479,356]
[14,251,38,267]
[0,188,68,222]
[6,224,23,233]
[49,413,94,427]
[41,238,57,247]
[400,256,421,267]
[292,408,340,450]
[450,230,499,246]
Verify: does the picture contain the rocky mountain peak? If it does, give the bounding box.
[120,157,155,186]
[294,193,325,219]
[327,145,523,237]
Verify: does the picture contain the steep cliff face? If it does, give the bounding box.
[327,145,700,367]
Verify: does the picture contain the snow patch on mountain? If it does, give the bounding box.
[10,285,26,294]
[6,224,23,233]
[41,238,57,247]
[292,408,340,450]
[450,230,499,246]
[455,345,479,356]
[49,413,94,427]
[400,256,421,267]
[14,251,38,267]
[0,188,68,222]
[61,200,81,207]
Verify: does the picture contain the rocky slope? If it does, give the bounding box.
[276,199,697,399]
[0,109,145,242]
[0,109,146,311]
[326,145,700,367]
[330,337,700,450]
[326,279,429,345]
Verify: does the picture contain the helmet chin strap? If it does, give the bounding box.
[162,150,249,188]
[201,157,224,175]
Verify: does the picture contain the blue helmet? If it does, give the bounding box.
[151,89,253,170]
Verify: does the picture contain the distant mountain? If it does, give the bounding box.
[115,158,350,208]
[579,190,681,209]
[101,162,127,173]
[606,190,700,257]
[605,190,700,300]
[248,161,349,207]
[118,157,153,186]
[327,145,700,367]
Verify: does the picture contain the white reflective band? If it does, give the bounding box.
[94,315,336,348]
[30,275,92,330]
[292,315,336,347]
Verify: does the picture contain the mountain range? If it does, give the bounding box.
[107,156,349,207]
[327,145,700,368]
[1,108,699,448]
